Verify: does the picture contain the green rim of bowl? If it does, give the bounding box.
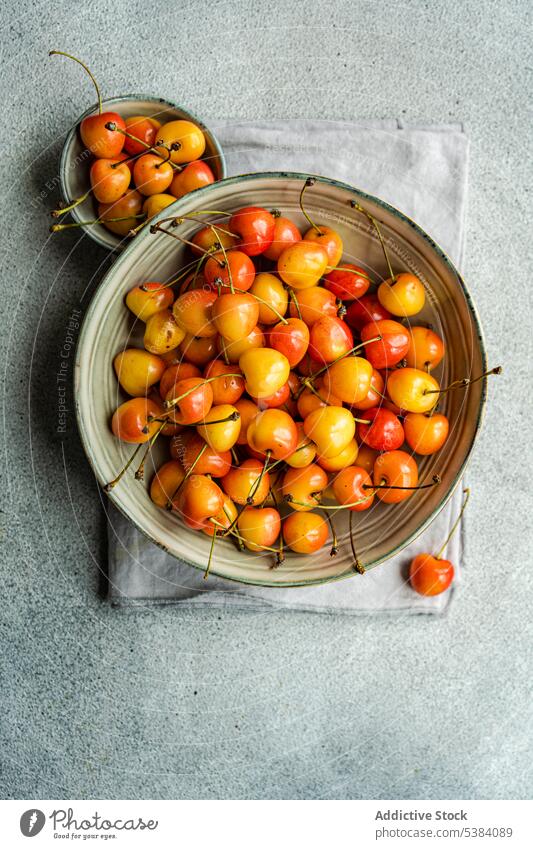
[58,94,227,252]
[74,171,487,588]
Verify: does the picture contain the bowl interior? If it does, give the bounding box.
[60,95,226,251]
[75,173,486,587]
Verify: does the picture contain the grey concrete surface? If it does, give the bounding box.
[0,0,531,800]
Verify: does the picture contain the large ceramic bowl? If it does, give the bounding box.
[59,95,226,251]
[74,173,486,587]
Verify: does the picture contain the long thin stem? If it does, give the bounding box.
[349,511,365,574]
[424,367,502,396]
[246,450,272,504]
[51,189,91,218]
[351,200,395,282]
[251,293,288,323]
[51,214,145,233]
[49,50,102,114]
[104,122,182,170]
[164,374,241,410]
[204,527,217,579]
[288,288,302,320]
[134,421,166,481]
[435,487,470,559]
[104,443,144,491]
[324,511,339,556]
[299,177,323,235]
[166,443,207,509]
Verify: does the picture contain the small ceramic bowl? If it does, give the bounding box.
[74,172,487,588]
[58,95,226,251]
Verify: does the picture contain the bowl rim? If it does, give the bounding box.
[58,93,228,251]
[74,170,487,588]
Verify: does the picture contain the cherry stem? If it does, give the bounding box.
[246,450,272,504]
[350,200,395,283]
[167,214,238,239]
[251,293,288,323]
[212,520,280,554]
[299,177,323,235]
[104,123,182,170]
[166,443,207,509]
[163,374,242,410]
[435,487,470,559]
[155,145,172,168]
[285,492,372,510]
[423,366,502,396]
[51,214,145,233]
[323,511,339,556]
[51,190,91,218]
[349,511,365,574]
[362,474,441,492]
[300,335,382,390]
[287,288,302,320]
[103,443,144,491]
[150,223,205,254]
[49,50,102,114]
[142,255,210,293]
[134,421,166,481]
[204,526,217,579]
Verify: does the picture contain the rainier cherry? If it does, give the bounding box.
[237,507,281,552]
[170,160,215,198]
[283,512,328,554]
[357,406,405,452]
[263,215,301,261]
[386,367,439,414]
[409,488,469,596]
[324,264,370,301]
[404,412,449,455]
[113,349,165,397]
[229,206,276,256]
[405,326,445,371]
[278,242,329,290]
[345,293,391,332]
[155,119,206,164]
[239,348,290,399]
[361,319,410,369]
[378,273,425,317]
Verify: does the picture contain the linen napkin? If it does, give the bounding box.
[106,119,469,613]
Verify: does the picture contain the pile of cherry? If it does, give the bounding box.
[107,181,498,594]
[49,51,216,237]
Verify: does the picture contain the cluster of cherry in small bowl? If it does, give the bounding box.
[106,182,498,593]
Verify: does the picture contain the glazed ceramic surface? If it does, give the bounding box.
[74,173,486,587]
[59,95,226,251]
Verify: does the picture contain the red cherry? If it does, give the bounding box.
[309,316,353,365]
[409,554,454,596]
[361,319,410,369]
[204,250,256,292]
[229,206,276,256]
[324,264,370,302]
[345,294,391,332]
[269,318,310,367]
[263,216,301,261]
[357,406,405,451]
[81,112,126,158]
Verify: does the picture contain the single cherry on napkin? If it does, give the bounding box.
[409,487,470,596]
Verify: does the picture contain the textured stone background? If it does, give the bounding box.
[1,0,531,799]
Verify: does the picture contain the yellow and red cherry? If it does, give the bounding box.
[98,188,143,235]
[237,507,281,552]
[263,216,301,261]
[322,356,373,405]
[410,554,453,596]
[361,319,410,369]
[386,367,439,413]
[405,326,445,371]
[171,431,231,478]
[204,250,255,293]
[229,206,276,256]
[191,226,237,256]
[173,289,218,337]
[269,318,310,367]
[177,474,224,530]
[345,293,391,332]
[123,115,159,154]
[89,158,130,203]
[125,281,173,321]
[357,406,405,451]
[282,463,328,511]
[133,153,173,196]
[234,399,259,445]
[296,383,343,419]
[303,406,355,459]
[221,459,270,506]
[113,348,165,397]
[285,423,316,468]
[404,412,449,455]
[164,377,213,425]
[252,381,291,410]
[111,397,161,443]
[203,360,245,405]
[203,494,238,538]
[332,466,374,511]
[218,325,265,363]
[170,160,215,198]
[180,334,218,366]
[378,273,425,317]
[247,409,298,460]
[212,292,259,341]
[196,404,241,452]
[283,511,328,554]
[373,450,418,503]
[316,438,358,472]
[144,309,185,355]
[309,316,353,365]
[350,368,385,411]
[288,285,337,325]
[154,119,206,164]
[143,193,176,221]
[354,443,379,475]
[324,264,370,302]
[303,225,343,266]
[278,242,329,290]
[239,348,290,399]
[250,273,288,324]
[150,459,186,509]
